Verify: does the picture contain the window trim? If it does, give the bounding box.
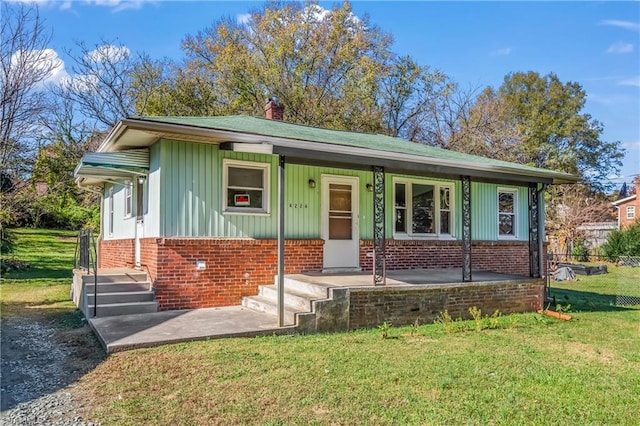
[222,159,271,215]
[627,205,636,219]
[497,187,518,239]
[124,180,133,218]
[392,177,455,239]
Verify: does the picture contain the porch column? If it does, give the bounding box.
[277,156,286,326]
[461,175,472,282]
[373,166,386,286]
[528,183,542,278]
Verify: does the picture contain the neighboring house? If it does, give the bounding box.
[74,101,577,313]
[612,180,639,229]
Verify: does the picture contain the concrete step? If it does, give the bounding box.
[80,272,148,284]
[86,291,155,305]
[276,276,333,298]
[241,295,303,325]
[87,301,158,318]
[259,285,326,310]
[84,281,150,293]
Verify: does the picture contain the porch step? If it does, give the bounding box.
[242,276,336,326]
[84,281,150,293]
[279,276,333,298]
[241,295,303,324]
[80,272,147,284]
[87,301,158,318]
[86,291,155,305]
[259,285,326,310]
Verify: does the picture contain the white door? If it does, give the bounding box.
[322,176,359,270]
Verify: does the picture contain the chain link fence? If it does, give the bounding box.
[546,253,640,308]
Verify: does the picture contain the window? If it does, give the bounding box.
[223,160,270,214]
[394,179,453,237]
[124,180,132,217]
[498,189,517,238]
[627,206,636,219]
[108,187,114,235]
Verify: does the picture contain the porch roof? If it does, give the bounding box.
[74,149,149,186]
[94,115,578,185]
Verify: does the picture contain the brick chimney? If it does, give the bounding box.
[265,97,284,121]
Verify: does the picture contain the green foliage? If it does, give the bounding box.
[571,238,590,262]
[495,71,623,190]
[377,321,392,339]
[601,221,640,260]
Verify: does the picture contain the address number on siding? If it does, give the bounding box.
[289,203,308,209]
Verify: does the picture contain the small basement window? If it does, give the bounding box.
[498,188,517,238]
[223,159,270,214]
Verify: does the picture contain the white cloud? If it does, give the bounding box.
[490,48,512,56]
[606,42,634,54]
[618,76,640,87]
[10,48,69,87]
[237,13,252,25]
[600,20,640,32]
[85,44,130,62]
[622,141,640,149]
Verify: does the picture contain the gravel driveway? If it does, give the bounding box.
[1,312,104,425]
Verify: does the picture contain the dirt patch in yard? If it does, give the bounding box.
[1,309,105,425]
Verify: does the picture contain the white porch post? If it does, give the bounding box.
[277,155,286,327]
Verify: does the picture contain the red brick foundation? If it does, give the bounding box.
[349,280,545,329]
[99,239,135,269]
[99,237,544,311]
[360,240,538,276]
[141,238,324,310]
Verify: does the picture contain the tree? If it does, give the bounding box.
[148,2,391,132]
[58,39,167,129]
[493,71,623,190]
[1,2,56,230]
[545,184,615,256]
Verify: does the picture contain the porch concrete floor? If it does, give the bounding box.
[89,306,296,354]
[88,269,536,353]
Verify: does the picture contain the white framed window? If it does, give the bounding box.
[498,188,517,238]
[223,159,270,214]
[108,187,114,236]
[627,206,636,219]
[393,178,453,238]
[124,180,133,218]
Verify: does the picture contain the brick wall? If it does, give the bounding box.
[360,240,533,276]
[99,239,135,268]
[349,280,544,329]
[141,238,324,311]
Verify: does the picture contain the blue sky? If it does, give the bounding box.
[30,0,640,187]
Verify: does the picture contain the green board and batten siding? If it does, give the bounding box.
[155,139,531,241]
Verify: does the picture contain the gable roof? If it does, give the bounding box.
[612,193,637,206]
[89,114,579,185]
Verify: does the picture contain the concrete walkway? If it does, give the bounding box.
[89,306,296,353]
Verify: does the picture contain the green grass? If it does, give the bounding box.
[3,229,640,424]
[549,265,640,310]
[78,310,640,425]
[1,228,81,326]
[1,228,78,279]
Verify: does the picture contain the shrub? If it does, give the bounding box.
[602,221,640,261]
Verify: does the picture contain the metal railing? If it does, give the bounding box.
[75,229,98,317]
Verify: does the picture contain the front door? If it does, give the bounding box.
[322,175,359,270]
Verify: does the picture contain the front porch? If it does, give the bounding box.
[85,268,544,353]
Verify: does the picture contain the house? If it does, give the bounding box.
[73,101,577,329]
[612,180,639,229]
